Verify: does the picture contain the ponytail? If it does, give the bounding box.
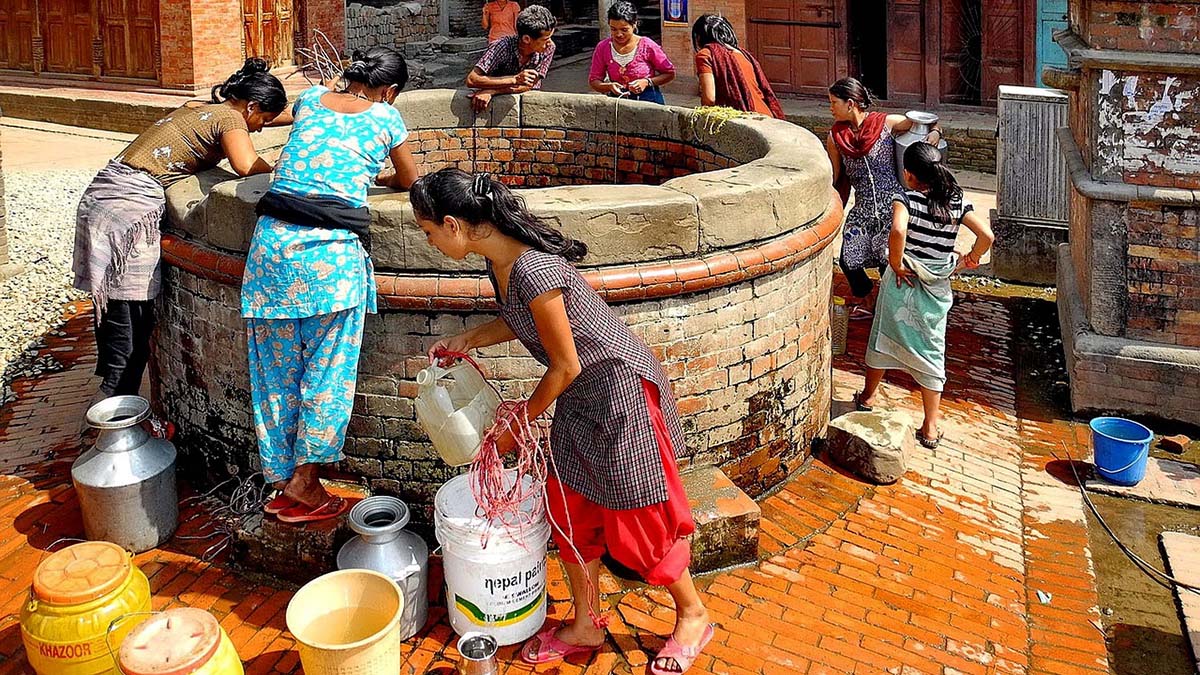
[410,168,589,262]
[211,58,287,113]
[903,142,961,223]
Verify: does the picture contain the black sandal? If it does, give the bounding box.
[916,429,944,449]
[854,392,874,412]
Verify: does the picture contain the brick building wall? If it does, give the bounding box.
[296,0,348,56]
[660,0,745,79]
[347,0,441,53]
[1056,0,1200,424]
[448,0,487,37]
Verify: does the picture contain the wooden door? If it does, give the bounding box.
[749,0,840,97]
[41,0,95,75]
[981,0,1025,104]
[243,0,294,66]
[100,0,157,79]
[0,0,37,71]
[1036,0,1067,85]
[938,0,981,104]
[886,0,924,102]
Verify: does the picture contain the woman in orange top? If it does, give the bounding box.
[691,14,785,119]
[483,0,521,43]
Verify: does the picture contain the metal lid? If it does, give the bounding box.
[33,541,131,605]
[833,296,846,305]
[118,608,222,675]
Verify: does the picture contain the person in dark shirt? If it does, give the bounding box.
[465,4,557,112]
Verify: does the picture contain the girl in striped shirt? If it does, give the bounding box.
[856,143,994,448]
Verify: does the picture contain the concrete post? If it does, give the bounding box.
[598,0,610,37]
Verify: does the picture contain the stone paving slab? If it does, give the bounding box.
[0,288,1113,674]
[1160,532,1200,674]
[1086,457,1200,509]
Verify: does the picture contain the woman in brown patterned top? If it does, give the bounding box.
[72,58,286,404]
[415,168,714,675]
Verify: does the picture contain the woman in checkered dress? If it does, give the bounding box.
[413,168,714,674]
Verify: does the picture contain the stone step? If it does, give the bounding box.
[232,479,370,585]
[682,466,760,572]
[233,467,758,585]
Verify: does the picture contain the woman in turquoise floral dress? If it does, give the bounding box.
[241,47,419,523]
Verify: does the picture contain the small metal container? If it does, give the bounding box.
[336,496,429,640]
[71,396,178,553]
[456,633,498,675]
[894,110,951,188]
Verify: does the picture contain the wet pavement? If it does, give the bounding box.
[3,276,1190,674]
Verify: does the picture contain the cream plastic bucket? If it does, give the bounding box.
[434,473,550,646]
[284,569,403,675]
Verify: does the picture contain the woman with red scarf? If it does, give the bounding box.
[691,14,785,119]
[826,77,940,319]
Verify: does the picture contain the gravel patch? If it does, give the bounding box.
[1,169,93,392]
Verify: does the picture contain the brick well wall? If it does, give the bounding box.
[153,238,833,523]
[406,127,738,187]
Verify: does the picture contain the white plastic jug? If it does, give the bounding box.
[415,363,501,467]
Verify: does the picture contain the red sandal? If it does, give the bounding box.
[276,496,348,524]
[263,493,298,515]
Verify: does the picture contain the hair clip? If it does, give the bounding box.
[473,173,494,200]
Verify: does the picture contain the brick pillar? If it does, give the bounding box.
[159,0,245,91]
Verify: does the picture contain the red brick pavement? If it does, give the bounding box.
[0,291,1110,674]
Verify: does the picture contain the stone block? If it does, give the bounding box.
[393,88,519,130]
[526,184,700,265]
[202,173,271,253]
[827,411,913,484]
[666,162,831,251]
[232,480,369,584]
[681,466,760,572]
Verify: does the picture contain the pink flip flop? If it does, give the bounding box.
[650,624,715,675]
[520,627,602,665]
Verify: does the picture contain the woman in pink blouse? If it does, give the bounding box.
[588,1,675,104]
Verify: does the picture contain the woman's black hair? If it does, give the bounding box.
[828,77,874,110]
[210,58,287,113]
[517,5,558,40]
[904,142,961,223]
[411,168,588,263]
[691,14,739,50]
[607,1,639,26]
[343,46,409,90]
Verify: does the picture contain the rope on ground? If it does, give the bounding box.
[1057,443,1200,595]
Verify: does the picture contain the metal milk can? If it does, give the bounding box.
[337,496,430,640]
[71,396,178,553]
[894,110,951,188]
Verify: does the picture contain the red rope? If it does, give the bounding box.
[431,348,609,629]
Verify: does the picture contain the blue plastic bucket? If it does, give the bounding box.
[1090,417,1153,486]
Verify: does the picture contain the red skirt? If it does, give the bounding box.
[545,379,695,586]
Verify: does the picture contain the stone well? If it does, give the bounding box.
[152,90,841,537]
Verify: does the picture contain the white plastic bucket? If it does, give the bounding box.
[434,473,549,646]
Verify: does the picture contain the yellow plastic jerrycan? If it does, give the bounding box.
[20,541,151,675]
[118,608,243,675]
